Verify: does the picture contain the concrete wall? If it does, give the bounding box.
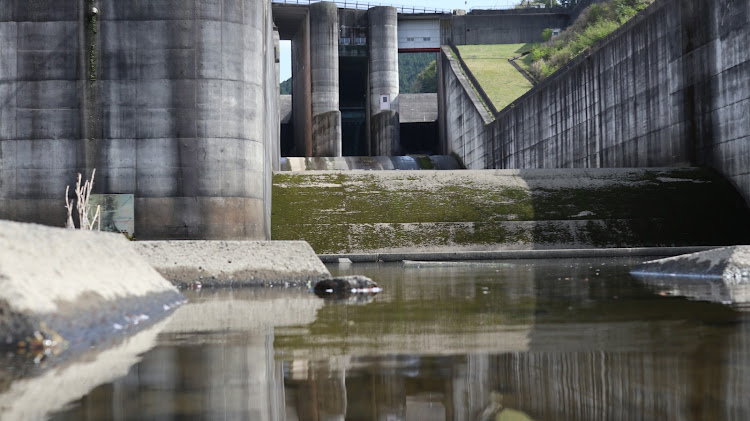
[442,0,750,207]
[0,0,278,239]
[441,10,570,45]
[439,46,493,169]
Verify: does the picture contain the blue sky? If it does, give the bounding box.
[278,0,521,81]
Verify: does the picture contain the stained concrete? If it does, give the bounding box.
[0,0,279,240]
[399,93,438,123]
[441,8,570,45]
[272,168,750,254]
[133,240,330,288]
[368,6,400,155]
[0,220,184,351]
[440,45,494,169]
[309,1,342,156]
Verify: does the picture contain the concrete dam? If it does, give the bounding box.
[1,0,749,248]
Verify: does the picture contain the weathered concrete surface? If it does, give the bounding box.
[370,110,400,156]
[134,240,330,288]
[0,318,170,421]
[439,45,494,169]
[442,0,750,208]
[311,110,342,157]
[310,1,342,156]
[0,220,184,351]
[633,246,750,281]
[279,155,462,171]
[399,93,438,123]
[369,6,400,155]
[441,8,570,45]
[272,168,750,254]
[0,0,278,240]
[632,246,750,305]
[292,12,313,156]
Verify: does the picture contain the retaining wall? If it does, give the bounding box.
[441,0,750,207]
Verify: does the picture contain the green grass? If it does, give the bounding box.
[456,43,534,111]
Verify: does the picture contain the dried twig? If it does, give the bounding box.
[64,185,75,229]
[64,169,100,231]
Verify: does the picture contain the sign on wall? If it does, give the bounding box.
[89,194,135,238]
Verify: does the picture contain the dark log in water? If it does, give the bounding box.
[313,276,381,301]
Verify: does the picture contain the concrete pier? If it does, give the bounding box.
[309,2,342,156]
[368,6,400,156]
[0,0,278,240]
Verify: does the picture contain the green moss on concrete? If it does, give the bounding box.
[272,169,750,254]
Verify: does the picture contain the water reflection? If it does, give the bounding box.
[45,258,750,420]
[0,318,170,421]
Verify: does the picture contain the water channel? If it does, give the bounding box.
[20,257,750,420]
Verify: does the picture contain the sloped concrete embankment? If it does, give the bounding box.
[272,168,750,254]
[0,221,184,354]
[441,0,750,209]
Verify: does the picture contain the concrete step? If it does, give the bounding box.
[272,168,750,254]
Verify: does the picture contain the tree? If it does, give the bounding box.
[280,77,292,95]
[399,52,436,93]
[412,60,437,93]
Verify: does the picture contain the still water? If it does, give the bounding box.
[37,258,750,420]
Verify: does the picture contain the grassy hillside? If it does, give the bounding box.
[526,0,655,81]
[456,43,534,111]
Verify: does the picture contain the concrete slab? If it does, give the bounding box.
[0,220,184,354]
[133,240,331,288]
[632,246,750,281]
[631,246,750,306]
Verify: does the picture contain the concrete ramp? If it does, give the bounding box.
[272,168,750,254]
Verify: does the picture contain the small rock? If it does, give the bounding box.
[313,275,381,300]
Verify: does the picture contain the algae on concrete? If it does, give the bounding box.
[272,168,750,254]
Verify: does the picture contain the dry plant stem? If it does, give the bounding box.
[64,169,100,231]
[64,185,75,229]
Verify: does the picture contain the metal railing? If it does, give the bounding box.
[272,0,450,14]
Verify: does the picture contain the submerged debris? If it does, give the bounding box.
[16,322,66,364]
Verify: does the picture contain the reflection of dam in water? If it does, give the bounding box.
[35,259,750,420]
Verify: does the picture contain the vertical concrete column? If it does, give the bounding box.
[271,27,281,172]
[0,0,276,240]
[292,16,312,157]
[0,0,83,225]
[309,1,342,157]
[368,6,400,156]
